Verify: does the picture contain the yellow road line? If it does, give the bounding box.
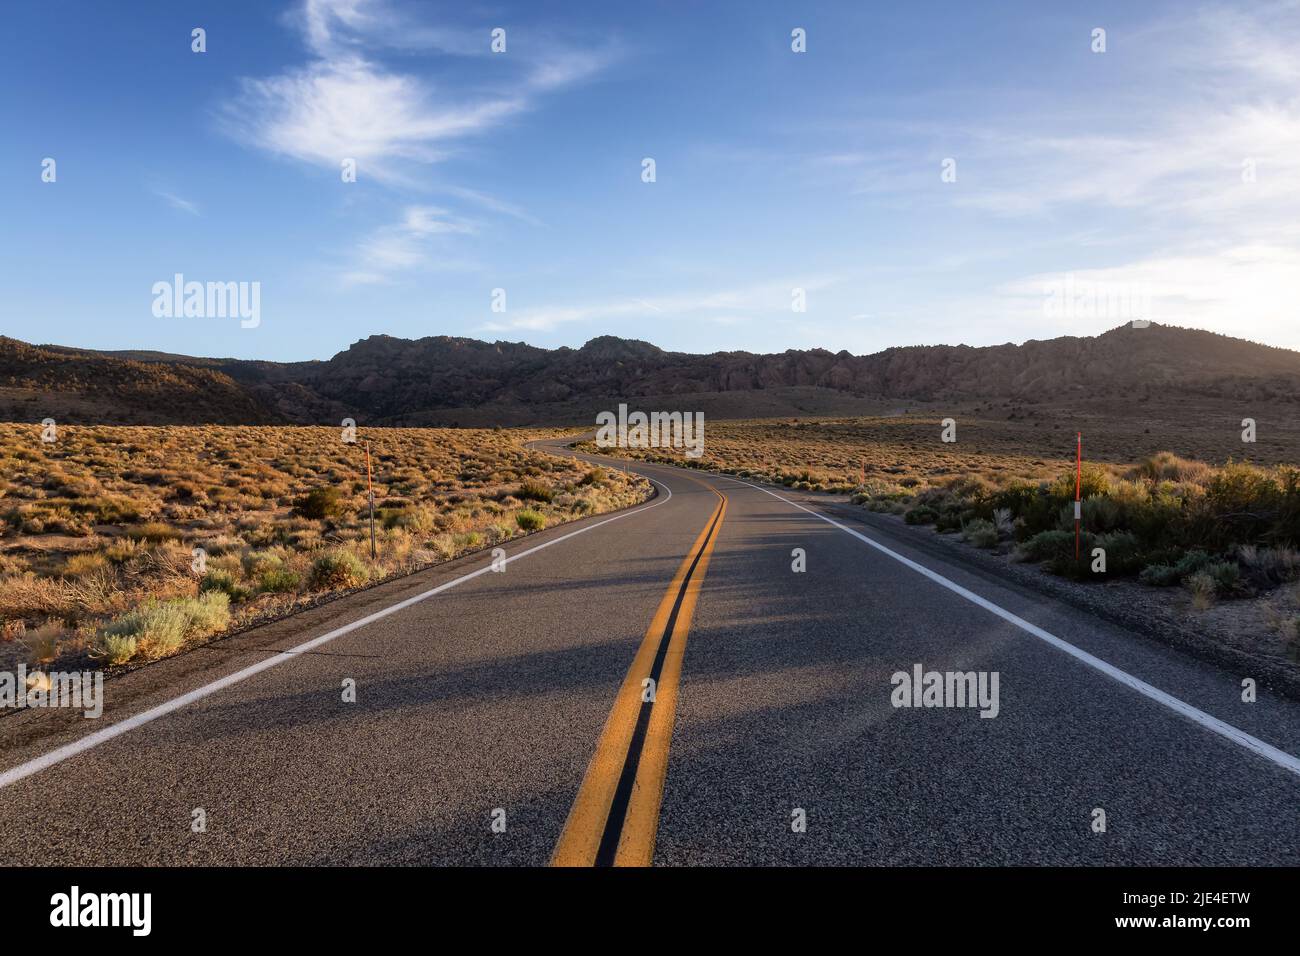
[551,477,726,867]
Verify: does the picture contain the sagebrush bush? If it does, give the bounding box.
[904,505,938,525]
[258,567,300,593]
[1093,531,1144,575]
[516,509,546,531]
[961,518,999,549]
[294,486,343,520]
[97,592,231,662]
[309,550,370,590]
[1185,571,1217,610]
[126,522,182,543]
[200,568,248,601]
[1017,530,1076,563]
[516,479,554,503]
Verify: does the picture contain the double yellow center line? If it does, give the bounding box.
[551,480,727,866]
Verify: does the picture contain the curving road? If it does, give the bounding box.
[0,438,1297,865]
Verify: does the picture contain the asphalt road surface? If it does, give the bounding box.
[1,439,1297,865]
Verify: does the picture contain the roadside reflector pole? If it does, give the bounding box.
[366,441,377,560]
[1075,432,1082,560]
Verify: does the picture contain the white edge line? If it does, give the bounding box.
[716,474,1300,780]
[0,479,673,790]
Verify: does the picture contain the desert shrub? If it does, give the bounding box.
[516,509,546,531]
[904,505,938,525]
[1017,529,1077,563]
[98,592,231,661]
[1181,461,1300,551]
[934,503,969,533]
[294,486,343,520]
[427,534,457,560]
[395,506,437,536]
[200,568,249,601]
[1080,496,1124,533]
[241,549,282,578]
[23,622,64,665]
[182,591,232,635]
[1092,531,1145,576]
[1139,563,1179,587]
[61,553,108,578]
[578,467,608,486]
[258,567,301,593]
[1004,487,1062,539]
[1239,545,1300,588]
[126,522,182,543]
[1185,571,1217,610]
[1205,560,1242,596]
[944,474,994,501]
[1140,549,1215,587]
[308,549,370,590]
[97,633,138,666]
[1049,463,1111,501]
[961,518,999,549]
[1128,451,1211,484]
[515,479,554,503]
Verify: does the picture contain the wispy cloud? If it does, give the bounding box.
[153,188,201,216]
[479,276,843,334]
[221,0,613,184]
[443,186,543,227]
[341,205,476,285]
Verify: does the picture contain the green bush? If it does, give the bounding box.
[516,480,554,503]
[309,549,370,590]
[98,633,138,666]
[1139,563,1179,587]
[1018,530,1076,563]
[961,518,999,549]
[516,509,546,531]
[1205,560,1242,596]
[259,567,301,593]
[200,568,249,601]
[904,505,938,525]
[98,592,231,661]
[1092,531,1144,576]
[1140,549,1215,586]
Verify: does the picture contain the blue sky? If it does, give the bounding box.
[3,0,1299,360]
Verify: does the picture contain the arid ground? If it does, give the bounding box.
[0,424,649,669]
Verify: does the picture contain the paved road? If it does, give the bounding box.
[0,439,1297,865]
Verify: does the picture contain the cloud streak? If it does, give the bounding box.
[341,205,476,285]
[221,0,612,184]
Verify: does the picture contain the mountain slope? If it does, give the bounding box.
[3,324,1297,426]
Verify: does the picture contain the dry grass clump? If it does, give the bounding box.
[0,424,650,668]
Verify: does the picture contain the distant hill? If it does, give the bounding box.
[3,323,1298,426]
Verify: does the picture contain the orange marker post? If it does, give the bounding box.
[366,441,376,560]
[1074,432,1082,560]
